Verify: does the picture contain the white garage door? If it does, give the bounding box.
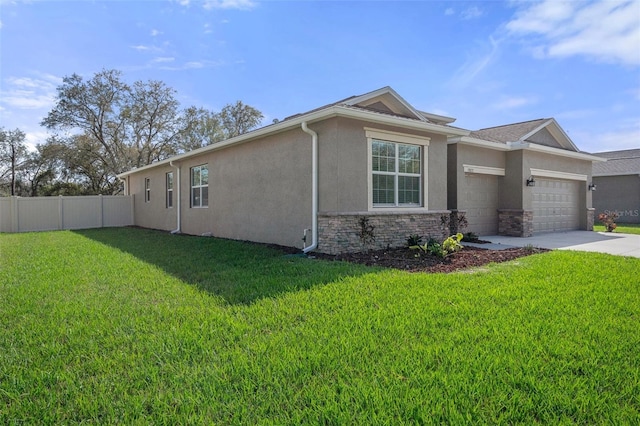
[464,174,499,236]
[532,178,580,233]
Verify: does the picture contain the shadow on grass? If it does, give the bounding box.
[73,227,374,306]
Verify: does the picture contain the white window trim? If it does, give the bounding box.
[190,164,209,208]
[365,128,430,211]
[529,168,587,181]
[166,172,174,209]
[463,164,506,176]
[144,178,151,203]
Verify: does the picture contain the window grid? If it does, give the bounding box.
[372,140,421,206]
[190,164,208,208]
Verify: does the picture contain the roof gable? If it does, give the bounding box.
[469,118,578,152]
[342,86,427,121]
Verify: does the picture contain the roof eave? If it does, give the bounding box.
[447,136,511,151]
[509,141,606,161]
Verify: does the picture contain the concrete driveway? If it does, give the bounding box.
[477,231,640,258]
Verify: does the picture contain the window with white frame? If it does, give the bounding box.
[366,128,429,208]
[190,164,208,208]
[144,178,151,202]
[166,172,173,208]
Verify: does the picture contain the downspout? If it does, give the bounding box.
[169,161,181,234]
[301,122,318,253]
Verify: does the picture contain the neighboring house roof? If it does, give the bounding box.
[118,86,469,178]
[450,117,604,163]
[592,149,640,176]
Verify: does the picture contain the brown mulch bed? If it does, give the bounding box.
[311,246,548,273]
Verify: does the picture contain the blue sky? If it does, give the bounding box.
[1,0,639,153]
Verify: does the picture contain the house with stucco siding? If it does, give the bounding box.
[117,87,604,254]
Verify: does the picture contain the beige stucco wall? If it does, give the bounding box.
[131,165,177,231]
[127,116,452,249]
[318,117,449,212]
[128,127,312,248]
[449,144,506,211]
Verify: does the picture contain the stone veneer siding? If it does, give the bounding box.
[498,209,533,237]
[317,211,450,255]
[586,208,595,231]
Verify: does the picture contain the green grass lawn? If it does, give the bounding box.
[1,228,639,424]
[594,222,640,235]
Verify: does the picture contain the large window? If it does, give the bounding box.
[166,172,173,208]
[190,164,208,208]
[372,140,421,206]
[144,178,151,203]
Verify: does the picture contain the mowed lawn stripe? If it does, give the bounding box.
[1,228,638,424]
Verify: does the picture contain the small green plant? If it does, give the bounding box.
[407,234,423,247]
[598,212,619,232]
[442,233,464,255]
[410,234,463,258]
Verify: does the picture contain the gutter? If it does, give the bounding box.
[301,122,318,253]
[169,161,181,234]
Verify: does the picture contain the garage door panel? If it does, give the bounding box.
[532,178,579,233]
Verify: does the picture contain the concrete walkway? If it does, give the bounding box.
[465,231,640,258]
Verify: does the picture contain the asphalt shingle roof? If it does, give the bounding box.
[593,149,640,176]
[469,119,548,143]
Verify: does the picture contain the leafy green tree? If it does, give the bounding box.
[0,127,28,196]
[219,100,264,139]
[41,70,183,194]
[41,69,264,194]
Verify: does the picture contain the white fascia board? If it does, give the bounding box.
[509,141,606,162]
[418,110,457,124]
[593,172,638,177]
[117,105,468,178]
[332,106,469,136]
[463,164,506,176]
[530,168,588,181]
[448,136,510,151]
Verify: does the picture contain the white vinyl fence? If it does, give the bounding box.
[0,195,134,233]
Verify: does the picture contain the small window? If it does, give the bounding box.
[144,178,151,203]
[166,172,173,208]
[191,164,208,208]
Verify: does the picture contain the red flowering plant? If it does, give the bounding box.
[598,212,619,232]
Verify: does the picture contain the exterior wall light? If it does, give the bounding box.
[526,176,536,187]
[588,183,597,191]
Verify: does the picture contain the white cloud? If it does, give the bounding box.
[150,29,162,37]
[0,75,60,110]
[491,95,537,110]
[203,0,256,10]
[444,8,454,16]
[178,0,255,10]
[506,0,640,66]
[152,57,175,63]
[461,6,483,20]
[449,36,501,89]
